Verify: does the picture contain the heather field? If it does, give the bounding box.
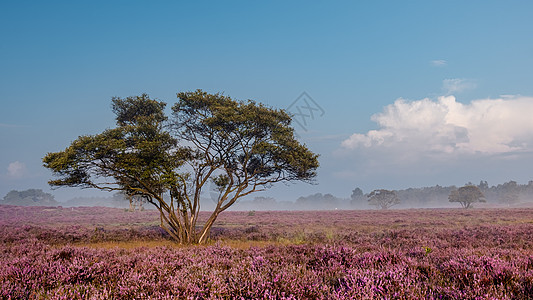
[1,205,533,299]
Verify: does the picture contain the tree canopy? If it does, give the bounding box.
[448,185,486,209]
[367,189,400,210]
[43,91,319,244]
[1,189,58,206]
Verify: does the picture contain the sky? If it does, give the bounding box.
[1,1,533,203]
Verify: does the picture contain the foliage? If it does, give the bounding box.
[393,184,457,207]
[170,90,319,243]
[448,185,486,209]
[350,187,366,206]
[497,180,520,206]
[367,189,400,209]
[350,187,363,200]
[1,189,58,206]
[349,181,533,208]
[43,91,319,244]
[296,193,343,210]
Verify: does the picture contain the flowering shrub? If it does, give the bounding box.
[1,205,532,299]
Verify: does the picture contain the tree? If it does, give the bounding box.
[350,187,365,206]
[367,189,400,209]
[113,192,146,211]
[296,193,341,210]
[478,180,489,191]
[448,185,486,209]
[43,91,319,244]
[171,90,319,242]
[1,189,58,206]
[498,181,519,206]
[252,196,276,205]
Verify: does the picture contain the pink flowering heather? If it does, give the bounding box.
[1,205,532,299]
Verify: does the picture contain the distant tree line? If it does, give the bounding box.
[349,180,533,209]
[0,189,58,206]
[282,180,533,210]
[477,180,533,206]
[4,180,532,210]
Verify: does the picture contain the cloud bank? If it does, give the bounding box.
[7,161,26,178]
[342,96,533,157]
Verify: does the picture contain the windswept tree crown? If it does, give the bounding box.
[43,91,319,244]
[173,90,318,187]
[43,94,183,194]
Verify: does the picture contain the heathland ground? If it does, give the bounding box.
[1,205,532,299]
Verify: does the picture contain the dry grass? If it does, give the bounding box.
[75,238,300,250]
[75,239,285,250]
[76,240,178,249]
[212,239,292,249]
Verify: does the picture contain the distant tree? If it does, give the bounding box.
[448,185,486,209]
[113,192,146,211]
[393,184,457,207]
[296,193,341,209]
[252,196,276,205]
[238,196,278,210]
[498,181,519,206]
[351,187,363,199]
[526,181,533,195]
[367,189,400,209]
[478,180,489,191]
[2,189,58,206]
[350,187,365,206]
[43,91,319,244]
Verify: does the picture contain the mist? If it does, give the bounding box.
[4,179,533,211]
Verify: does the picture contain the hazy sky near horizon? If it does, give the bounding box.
[1,1,533,202]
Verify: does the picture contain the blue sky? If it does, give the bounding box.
[2,1,533,202]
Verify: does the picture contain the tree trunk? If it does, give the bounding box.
[128,195,134,212]
[197,211,219,244]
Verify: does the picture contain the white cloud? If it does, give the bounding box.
[341,95,533,157]
[431,60,447,67]
[442,78,476,95]
[7,161,27,178]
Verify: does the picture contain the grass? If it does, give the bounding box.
[76,240,178,249]
[77,239,298,250]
